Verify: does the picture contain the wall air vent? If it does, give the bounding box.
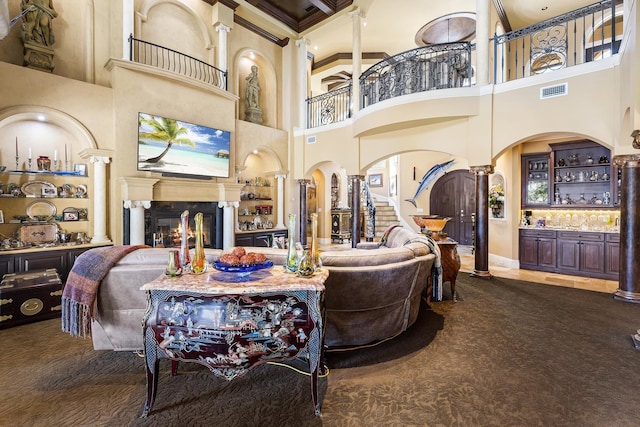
[540,83,568,99]
[306,135,316,144]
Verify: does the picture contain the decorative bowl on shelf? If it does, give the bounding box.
[213,260,273,275]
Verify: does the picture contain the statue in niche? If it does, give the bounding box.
[244,65,263,124]
[20,0,58,72]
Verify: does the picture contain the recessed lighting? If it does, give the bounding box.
[253,149,258,154]
[314,45,318,50]
[37,115,45,121]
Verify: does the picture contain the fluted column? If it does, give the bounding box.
[90,155,111,243]
[218,201,239,249]
[614,155,640,302]
[214,23,230,74]
[349,175,364,248]
[123,200,150,245]
[295,38,309,128]
[275,173,287,228]
[298,179,310,246]
[349,9,364,113]
[470,165,493,278]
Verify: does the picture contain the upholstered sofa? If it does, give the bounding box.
[89,226,436,351]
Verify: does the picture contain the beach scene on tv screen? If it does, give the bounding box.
[137,112,230,177]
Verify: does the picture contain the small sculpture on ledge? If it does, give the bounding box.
[244,65,263,124]
[20,0,58,72]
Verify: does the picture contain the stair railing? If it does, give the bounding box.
[362,181,376,242]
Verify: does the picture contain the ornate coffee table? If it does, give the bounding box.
[140,265,328,417]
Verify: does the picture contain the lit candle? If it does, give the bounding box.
[64,144,68,163]
[53,149,57,162]
[15,137,18,156]
[28,148,32,159]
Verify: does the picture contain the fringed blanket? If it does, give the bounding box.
[62,245,148,338]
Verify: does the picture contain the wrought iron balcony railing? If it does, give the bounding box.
[360,42,473,109]
[492,0,622,83]
[129,35,227,90]
[306,84,352,129]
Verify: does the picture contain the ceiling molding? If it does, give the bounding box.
[312,52,389,71]
[492,0,512,32]
[234,15,290,47]
[202,0,240,11]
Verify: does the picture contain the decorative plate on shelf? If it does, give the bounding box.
[213,260,274,275]
[26,200,57,221]
[21,181,56,198]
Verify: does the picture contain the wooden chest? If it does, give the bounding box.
[0,269,63,329]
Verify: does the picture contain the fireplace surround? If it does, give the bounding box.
[123,201,223,248]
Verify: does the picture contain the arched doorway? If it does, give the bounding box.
[430,169,475,245]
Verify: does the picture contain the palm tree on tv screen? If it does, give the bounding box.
[139,115,195,163]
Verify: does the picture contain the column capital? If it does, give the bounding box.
[614,154,640,167]
[470,165,494,175]
[275,173,287,180]
[89,155,111,164]
[348,8,366,20]
[295,37,309,48]
[348,174,365,180]
[297,179,311,185]
[123,200,151,209]
[79,148,113,162]
[218,201,239,209]
[215,23,230,33]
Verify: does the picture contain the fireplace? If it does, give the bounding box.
[139,201,223,249]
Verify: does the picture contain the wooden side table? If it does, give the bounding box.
[436,239,461,301]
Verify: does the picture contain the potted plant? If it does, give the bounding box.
[489,184,505,217]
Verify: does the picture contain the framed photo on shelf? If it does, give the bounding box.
[74,164,87,176]
[368,173,383,187]
[63,208,79,221]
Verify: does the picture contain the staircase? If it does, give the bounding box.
[364,199,400,241]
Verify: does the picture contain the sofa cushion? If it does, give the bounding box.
[320,247,414,267]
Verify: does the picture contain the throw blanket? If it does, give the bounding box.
[380,224,444,301]
[62,245,147,338]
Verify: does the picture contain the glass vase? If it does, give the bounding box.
[310,212,321,270]
[165,249,182,277]
[180,210,191,269]
[297,247,315,277]
[284,213,299,273]
[191,212,207,274]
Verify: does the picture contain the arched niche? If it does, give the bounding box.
[235,50,277,128]
[0,106,98,168]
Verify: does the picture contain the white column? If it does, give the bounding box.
[349,9,364,114]
[218,201,239,249]
[295,38,308,128]
[476,0,490,85]
[123,200,150,245]
[90,155,111,243]
[275,173,287,228]
[122,0,134,60]
[215,23,230,73]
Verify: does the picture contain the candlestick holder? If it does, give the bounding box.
[15,156,19,171]
[28,158,32,171]
[65,161,71,172]
[52,159,58,172]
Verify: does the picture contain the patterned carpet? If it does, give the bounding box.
[2,274,640,427]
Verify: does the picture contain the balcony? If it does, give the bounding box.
[305,0,622,129]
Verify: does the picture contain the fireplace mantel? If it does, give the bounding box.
[119,176,243,202]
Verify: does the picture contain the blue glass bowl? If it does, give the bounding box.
[212,259,273,274]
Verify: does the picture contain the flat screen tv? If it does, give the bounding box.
[137,112,231,179]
